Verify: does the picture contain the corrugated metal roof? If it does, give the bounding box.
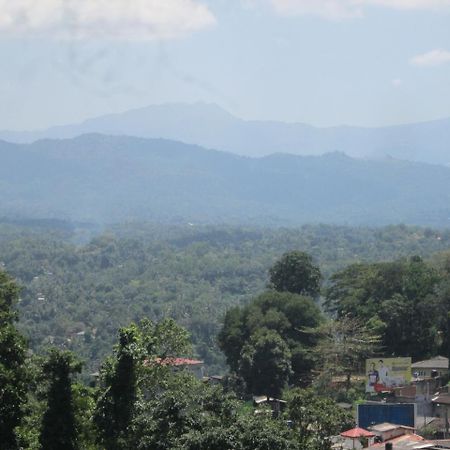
[412,356,449,370]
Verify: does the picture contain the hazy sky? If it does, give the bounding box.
[1,0,450,130]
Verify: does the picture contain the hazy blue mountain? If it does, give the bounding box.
[1,134,450,227]
[1,103,450,165]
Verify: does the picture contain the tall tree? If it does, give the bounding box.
[325,257,441,359]
[269,251,322,297]
[218,291,323,387]
[287,388,353,450]
[94,324,143,450]
[314,316,381,390]
[0,271,27,450]
[239,328,292,398]
[94,319,192,450]
[39,349,82,450]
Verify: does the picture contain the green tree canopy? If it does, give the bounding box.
[39,349,83,450]
[269,251,322,297]
[239,328,292,398]
[313,316,381,390]
[94,318,192,450]
[325,257,441,359]
[286,388,354,450]
[0,271,28,450]
[219,291,324,389]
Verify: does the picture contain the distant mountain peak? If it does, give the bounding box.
[0,103,450,166]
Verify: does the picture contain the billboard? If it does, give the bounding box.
[358,403,416,429]
[366,357,411,393]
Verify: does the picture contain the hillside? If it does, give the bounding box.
[1,134,450,227]
[1,103,450,165]
[2,221,450,372]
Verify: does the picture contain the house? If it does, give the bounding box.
[153,357,204,379]
[368,433,424,448]
[412,356,449,379]
[431,393,450,435]
[367,423,415,442]
[369,436,450,449]
[202,375,223,385]
[339,427,376,449]
[253,396,287,417]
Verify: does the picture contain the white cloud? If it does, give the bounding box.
[0,0,216,40]
[270,0,363,19]
[410,49,450,67]
[391,78,403,87]
[267,0,450,20]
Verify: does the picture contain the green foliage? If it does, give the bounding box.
[39,349,83,450]
[219,291,323,389]
[286,388,354,450]
[133,372,302,450]
[72,384,97,450]
[325,256,443,359]
[269,251,322,297]
[94,318,192,450]
[142,318,192,359]
[0,271,28,450]
[1,221,450,373]
[239,328,292,398]
[94,324,144,450]
[314,316,381,390]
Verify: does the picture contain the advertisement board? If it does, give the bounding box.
[366,357,411,393]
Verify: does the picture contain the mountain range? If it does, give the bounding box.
[1,134,450,227]
[1,103,450,166]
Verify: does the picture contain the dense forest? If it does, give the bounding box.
[2,219,450,449]
[1,268,354,449]
[1,220,450,373]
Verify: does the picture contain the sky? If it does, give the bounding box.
[0,0,449,130]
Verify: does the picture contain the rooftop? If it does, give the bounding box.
[369,433,424,448]
[153,357,203,367]
[253,396,287,405]
[369,423,415,433]
[412,356,449,370]
[431,394,450,405]
[341,427,375,438]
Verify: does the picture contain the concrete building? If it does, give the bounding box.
[412,356,449,379]
[367,423,415,442]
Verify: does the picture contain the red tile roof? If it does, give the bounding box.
[341,427,375,438]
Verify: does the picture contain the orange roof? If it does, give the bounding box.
[155,357,203,366]
[341,427,375,438]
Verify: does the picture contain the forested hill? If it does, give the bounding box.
[1,221,450,373]
[1,134,450,227]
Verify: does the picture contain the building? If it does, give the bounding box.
[431,393,450,436]
[253,396,287,417]
[368,433,424,448]
[153,357,204,379]
[412,356,449,379]
[339,427,375,449]
[367,423,415,442]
